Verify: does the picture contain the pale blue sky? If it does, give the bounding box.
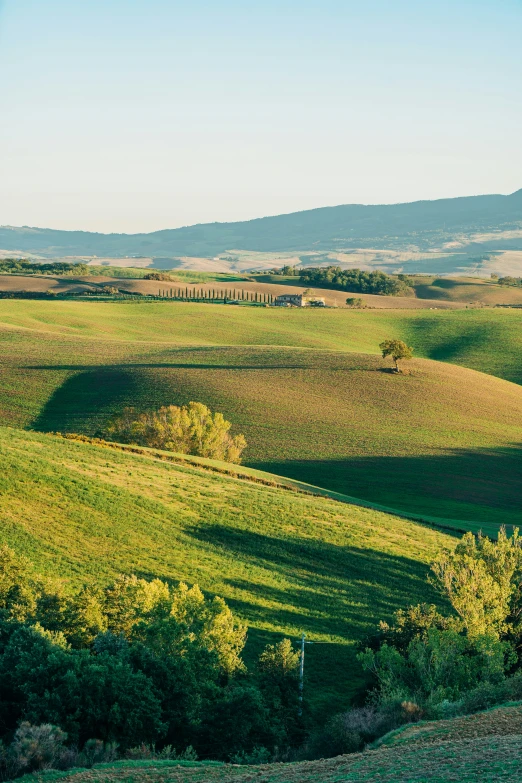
[0,0,520,233]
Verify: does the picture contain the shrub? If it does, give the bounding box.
[9,723,68,773]
[81,738,118,767]
[304,701,420,759]
[230,746,272,765]
[143,272,176,281]
[124,743,196,761]
[102,402,247,463]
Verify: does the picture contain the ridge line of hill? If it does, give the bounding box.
[1,188,521,258]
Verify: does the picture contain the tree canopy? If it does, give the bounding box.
[102,402,247,463]
[379,339,413,371]
[300,267,414,296]
[0,546,301,761]
[358,528,522,708]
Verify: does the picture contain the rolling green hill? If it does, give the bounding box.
[1,300,521,380]
[16,703,522,783]
[0,425,452,716]
[0,301,521,528]
[412,275,522,305]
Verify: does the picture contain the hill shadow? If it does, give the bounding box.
[31,368,143,433]
[403,319,518,380]
[28,358,378,432]
[30,368,522,526]
[250,446,522,527]
[186,524,442,640]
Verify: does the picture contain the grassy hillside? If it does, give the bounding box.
[413,275,522,305]
[375,702,522,749]
[0,426,452,716]
[1,300,521,379]
[1,301,521,528]
[17,704,522,782]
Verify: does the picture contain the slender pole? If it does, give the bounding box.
[299,632,305,715]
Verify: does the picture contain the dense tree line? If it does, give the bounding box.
[299,267,414,296]
[270,266,301,276]
[102,403,247,463]
[0,545,303,772]
[0,260,89,276]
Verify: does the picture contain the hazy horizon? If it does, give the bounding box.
[1,0,521,233]
[2,186,521,236]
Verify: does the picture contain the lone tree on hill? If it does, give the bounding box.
[379,338,413,372]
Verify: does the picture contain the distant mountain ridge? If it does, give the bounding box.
[1,189,522,260]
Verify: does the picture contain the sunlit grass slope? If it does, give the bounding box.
[414,276,522,306]
[0,426,451,716]
[1,308,521,526]
[0,299,521,381]
[19,704,522,783]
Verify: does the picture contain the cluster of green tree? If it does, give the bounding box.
[306,528,522,758]
[102,403,247,464]
[270,266,301,276]
[360,528,522,711]
[143,272,176,281]
[84,286,122,296]
[0,260,89,276]
[0,545,303,774]
[299,267,415,296]
[498,276,522,287]
[0,291,62,300]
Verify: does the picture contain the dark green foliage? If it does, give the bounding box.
[143,273,176,281]
[257,640,304,747]
[0,547,302,762]
[0,260,89,276]
[305,702,418,759]
[300,267,414,296]
[198,685,272,760]
[271,266,301,276]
